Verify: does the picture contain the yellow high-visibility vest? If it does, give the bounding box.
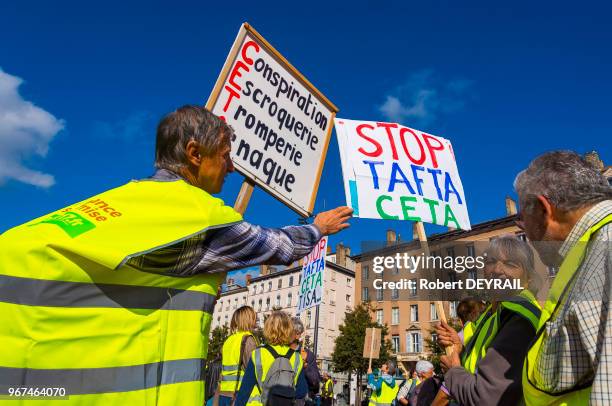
[461,289,541,374]
[322,378,333,398]
[220,331,255,393]
[246,345,303,406]
[0,178,242,405]
[522,214,612,406]
[369,377,399,406]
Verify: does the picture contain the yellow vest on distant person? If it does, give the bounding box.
[369,377,399,406]
[522,214,612,406]
[220,331,255,393]
[0,178,242,405]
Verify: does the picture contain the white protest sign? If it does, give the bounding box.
[297,236,328,315]
[334,118,471,230]
[207,23,338,217]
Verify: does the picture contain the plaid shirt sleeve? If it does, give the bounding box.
[190,221,322,274]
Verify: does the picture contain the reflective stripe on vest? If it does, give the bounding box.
[368,378,399,406]
[0,179,243,405]
[461,289,541,374]
[246,345,303,406]
[523,214,612,406]
[220,331,254,392]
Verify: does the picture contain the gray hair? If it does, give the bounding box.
[155,105,233,172]
[415,360,434,374]
[385,360,396,376]
[485,235,541,294]
[514,151,612,213]
[292,317,305,335]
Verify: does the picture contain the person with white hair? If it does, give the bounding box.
[367,360,399,406]
[515,151,612,406]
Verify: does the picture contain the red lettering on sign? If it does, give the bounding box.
[223,85,241,112]
[228,60,250,91]
[376,122,399,160]
[422,133,445,168]
[241,40,260,65]
[399,127,426,165]
[356,124,382,157]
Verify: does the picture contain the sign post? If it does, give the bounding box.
[363,327,381,371]
[207,23,338,217]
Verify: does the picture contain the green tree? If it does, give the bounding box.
[331,302,394,398]
[208,325,229,361]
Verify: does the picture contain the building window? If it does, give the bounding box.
[410,279,418,296]
[376,288,383,301]
[392,307,400,325]
[329,312,336,327]
[268,282,272,291]
[347,277,351,286]
[391,288,399,300]
[276,295,281,307]
[450,301,458,318]
[362,265,369,281]
[410,304,419,322]
[224,314,228,325]
[331,271,336,282]
[287,293,292,307]
[307,310,312,328]
[289,276,294,286]
[330,289,336,305]
[468,269,477,280]
[430,303,438,321]
[251,300,254,308]
[362,287,369,301]
[466,244,475,258]
[266,297,270,310]
[392,335,400,353]
[392,265,399,275]
[260,283,264,293]
[258,299,262,311]
[449,272,458,283]
[447,247,455,258]
[517,233,527,242]
[411,332,422,353]
[278,279,282,289]
[376,309,384,325]
[346,294,351,303]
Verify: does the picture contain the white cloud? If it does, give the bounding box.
[0,68,64,188]
[378,69,473,128]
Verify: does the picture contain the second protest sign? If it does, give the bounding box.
[207,23,338,217]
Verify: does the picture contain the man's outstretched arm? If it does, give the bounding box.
[189,206,353,274]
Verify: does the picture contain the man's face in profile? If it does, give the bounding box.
[197,136,234,194]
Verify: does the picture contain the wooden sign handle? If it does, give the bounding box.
[234,179,255,215]
[435,301,454,357]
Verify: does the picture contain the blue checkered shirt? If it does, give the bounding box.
[126,170,322,275]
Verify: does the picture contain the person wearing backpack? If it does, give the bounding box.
[217,306,259,405]
[235,311,307,406]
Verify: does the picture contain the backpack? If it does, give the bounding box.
[255,345,300,406]
[203,357,222,402]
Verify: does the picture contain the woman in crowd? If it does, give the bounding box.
[434,235,542,406]
[235,310,307,406]
[216,306,259,405]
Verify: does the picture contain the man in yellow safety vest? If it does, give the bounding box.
[515,151,612,406]
[367,360,400,406]
[0,106,353,405]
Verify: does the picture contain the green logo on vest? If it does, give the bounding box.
[33,211,96,238]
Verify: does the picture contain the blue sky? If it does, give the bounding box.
[1,1,610,285]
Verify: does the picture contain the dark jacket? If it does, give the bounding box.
[301,347,321,397]
[444,311,537,406]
